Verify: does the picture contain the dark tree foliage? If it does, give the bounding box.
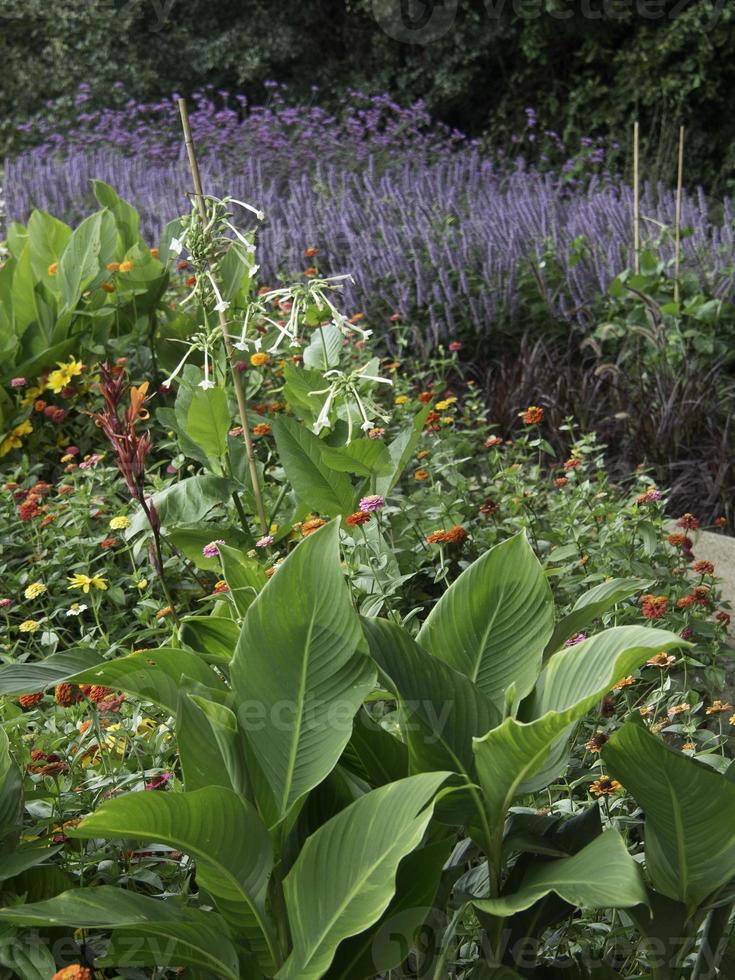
[2,0,735,188]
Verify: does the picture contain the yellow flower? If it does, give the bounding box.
[103,723,126,754]
[19,620,40,633]
[118,260,135,273]
[435,397,457,410]
[136,579,148,591]
[46,357,83,394]
[394,395,409,405]
[47,262,58,276]
[440,415,455,425]
[250,352,269,367]
[0,420,33,457]
[20,385,43,407]
[24,582,47,600]
[137,718,157,736]
[68,573,108,593]
[109,515,130,530]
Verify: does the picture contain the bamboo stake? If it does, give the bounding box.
[632,120,640,274]
[178,98,268,534]
[674,125,685,303]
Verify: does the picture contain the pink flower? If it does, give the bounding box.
[564,633,588,647]
[359,494,385,512]
[235,361,248,373]
[202,539,225,558]
[448,341,462,352]
[10,377,26,388]
[0,598,12,609]
[256,535,274,548]
[145,772,172,791]
[367,427,385,440]
[79,453,103,470]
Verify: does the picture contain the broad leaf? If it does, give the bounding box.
[178,690,248,797]
[519,626,686,792]
[320,439,392,478]
[325,837,453,980]
[179,616,238,663]
[93,180,141,252]
[219,544,266,617]
[0,728,22,847]
[417,533,554,708]
[474,830,646,915]
[376,404,431,496]
[272,415,355,516]
[544,578,649,655]
[231,521,375,821]
[0,886,239,979]
[72,787,276,969]
[277,772,451,980]
[344,706,408,786]
[603,722,735,908]
[187,386,231,465]
[364,616,499,776]
[0,649,102,695]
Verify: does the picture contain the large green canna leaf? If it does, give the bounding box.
[26,209,72,282]
[277,772,451,980]
[0,728,22,848]
[0,925,57,980]
[92,180,141,252]
[527,626,687,717]
[518,625,686,793]
[0,647,220,714]
[0,886,240,979]
[71,786,276,969]
[178,690,249,797]
[324,837,453,980]
[343,706,408,786]
[272,415,355,516]
[474,830,647,916]
[231,521,375,822]
[364,616,499,776]
[544,577,649,656]
[474,626,686,830]
[179,615,239,663]
[603,722,735,909]
[218,544,266,617]
[417,533,554,708]
[57,210,115,309]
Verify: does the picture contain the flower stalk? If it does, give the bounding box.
[178,97,268,534]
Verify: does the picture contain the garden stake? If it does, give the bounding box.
[178,97,268,534]
[632,120,640,274]
[674,125,685,304]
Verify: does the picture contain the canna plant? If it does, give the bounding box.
[3,524,731,978]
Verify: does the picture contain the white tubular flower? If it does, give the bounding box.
[207,273,230,314]
[170,234,186,256]
[230,198,265,222]
[163,344,195,388]
[198,348,215,389]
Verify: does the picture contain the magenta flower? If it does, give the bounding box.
[10,377,26,388]
[359,494,385,512]
[0,598,12,609]
[202,539,226,558]
[256,534,274,548]
[564,633,588,647]
[145,772,173,791]
[448,341,462,352]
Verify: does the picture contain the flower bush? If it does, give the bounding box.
[0,180,732,978]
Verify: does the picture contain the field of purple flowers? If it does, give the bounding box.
[5,87,735,343]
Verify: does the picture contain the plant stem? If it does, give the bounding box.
[178,97,268,534]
